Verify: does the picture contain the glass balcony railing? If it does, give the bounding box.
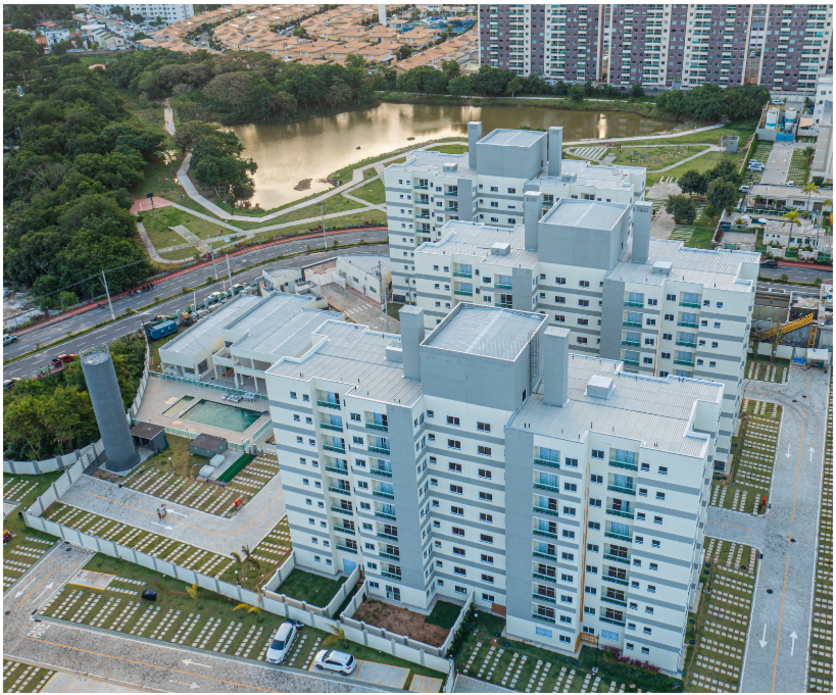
[381,571,401,580]
[533,550,557,560]
[624,301,644,307]
[453,271,471,278]
[674,359,695,366]
[331,505,353,516]
[679,301,701,308]
[323,444,346,453]
[319,423,343,432]
[375,510,396,520]
[328,486,351,496]
[533,572,556,583]
[606,508,634,519]
[533,528,557,539]
[454,290,473,297]
[369,468,392,478]
[377,531,398,541]
[365,422,388,432]
[609,459,638,471]
[534,482,560,492]
[494,283,513,290]
[336,544,357,554]
[676,340,697,348]
[600,615,626,626]
[335,525,354,535]
[533,592,556,603]
[607,484,636,496]
[533,457,560,468]
[368,446,390,455]
[605,531,633,542]
[603,552,630,565]
[379,551,400,561]
[601,595,627,607]
[317,399,341,409]
[325,465,348,475]
[623,358,640,366]
[602,575,629,586]
[621,340,640,347]
[533,505,559,516]
[677,320,699,328]
[623,320,642,327]
[373,490,394,499]
[531,612,556,624]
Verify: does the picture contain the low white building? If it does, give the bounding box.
[262,266,303,292]
[812,73,833,133]
[763,218,830,250]
[335,255,392,303]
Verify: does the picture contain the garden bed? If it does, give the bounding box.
[352,598,452,647]
[276,568,346,607]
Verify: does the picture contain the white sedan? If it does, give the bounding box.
[312,649,357,675]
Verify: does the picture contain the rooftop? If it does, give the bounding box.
[418,220,539,269]
[160,295,261,357]
[608,239,760,293]
[533,159,643,192]
[267,321,423,406]
[749,183,831,200]
[339,254,392,276]
[424,305,545,360]
[541,198,629,231]
[479,129,546,148]
[389,149,476,178]
[510,355,723,458]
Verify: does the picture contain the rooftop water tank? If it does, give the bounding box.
[784,107,797,124]
[766,108,779,128]
[81,346,139,472]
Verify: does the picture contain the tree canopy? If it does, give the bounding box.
[656,84,770,122]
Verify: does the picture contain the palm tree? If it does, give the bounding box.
[186,582,201,609]
[241,544,261,577]
[321,623,348,649]
[781,210,802,245]
[233,602,263,623]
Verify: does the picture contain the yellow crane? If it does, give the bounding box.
[754,313,814,342]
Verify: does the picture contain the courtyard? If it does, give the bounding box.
[351,598,457,648]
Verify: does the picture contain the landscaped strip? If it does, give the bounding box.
[710,398,782,514]
[217,453,257,484]
[684,538,758,693]
[216,516,293,590]
[806,386,833,693]
[744,355,789,383]
[2,660,55,694]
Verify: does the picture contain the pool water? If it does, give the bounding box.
[162,395,194,417]
[180,399,264,433]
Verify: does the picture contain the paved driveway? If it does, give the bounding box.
[760,142,807,185]
[705,364,829,693]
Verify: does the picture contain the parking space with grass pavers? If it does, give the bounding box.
[684,537,758,693]
[454,612,681,694]
[216,515,293,590]
[787,148,812,185]
[115,437,280,517]
[807,387,832,693]
[741,141,774,188]
[2,660,55,694]
[710,398,781,514]
[3,472,64,591]
[745,355,789,383]
[43,502,233,578]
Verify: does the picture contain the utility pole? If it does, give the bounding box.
[209,243,218,280]
[101,270,115,321]
[320,203,326,248]
[226,253,234,292]
[379,260,389,333]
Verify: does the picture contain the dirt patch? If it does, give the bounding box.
[294,178,312,191]
[353,599,450,647]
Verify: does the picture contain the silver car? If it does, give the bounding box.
[313,649,357,675]
[265,621,297,664]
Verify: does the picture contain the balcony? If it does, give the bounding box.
[532,612,556,624]
[317,399,341,409]
[533,505,559,517]
[607,484,636,496]
[624,301,644,307]
[319,423,343,432]
[533,550,557,560]
[336,544,357,554]
[325,465,348,475]
[375,510,396,520]
[600,615,626,627]
[676,341,697,348]
[623,320,642,327]
[605,531,633,543]
[679,301,701,308]
[453,271,472,278]
[601,595,627,607]
[414,185,428,190]
[368,445,390,455]
[533,528,557,539]
[677,320,699,328]
[621,340,640,347]
[329,486,351,496]
[323,444,346,454]
[494,283,513,290]
[454,290,473,297]
[335,525,354,535]
[365,423,388,432]
[495,303,513,309]
[602,575,629,586]
[534,481,560,492]
[674,359,695,367]
[533,457,560,469]
[377,531,398,541]
[533,572,556,583]
[606,508,634,519]
[369,468,392,478]
[609,459,638,471]
[533,592,556,603]
[381,571,401,580]
[379,551,400,561]
[373,490,395,499]
[604,552,630,565]
[331,505,353,516]
[623,358,640,366]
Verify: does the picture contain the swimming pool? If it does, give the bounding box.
[162,395,194,417]
[180,399,265,433]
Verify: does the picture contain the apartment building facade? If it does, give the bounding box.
[385,123,645,304]
[409,195,758,470]
[478,4,832,92]
[264,303,723,672]
[128,3,194,25]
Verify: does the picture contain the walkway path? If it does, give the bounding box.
[704,365,830,694]
[563,122,724,146]
[3,544,364,693]
[163,99,175,137]
[172,225,210,254]
[58,473,286,557]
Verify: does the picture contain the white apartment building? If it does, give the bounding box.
[128,3,194,25]
[263,303,723,673]
[410,199,758,470]
[813,73,833,132]
[385,123,645,303]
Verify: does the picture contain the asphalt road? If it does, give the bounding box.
[757,264,831,284]
[759,141,805,186]
[3,238,389,379]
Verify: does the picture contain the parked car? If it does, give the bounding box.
[3,334,17,345]
[266,621,298,664]
[739,185,751,193]
[772,99,785,105]
[313,649,357,675]
[3,378,19,389]
[760,259,779,268]
[50,353,77,367]
[786,180,795,187]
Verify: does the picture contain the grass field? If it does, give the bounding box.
[140,206,236,248]
[614,120,758,149]
[427,144,468,155]
[216,515,293,589]
[248,210,387,245]
[424,600,461,630]
[274,568,346,607]
[350,178,386,205]
[744,354,789,383]
[647,150,747,187]
[611,143,710,169]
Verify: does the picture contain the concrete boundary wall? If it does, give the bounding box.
[4,341,151,475]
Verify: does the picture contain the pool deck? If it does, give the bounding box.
[136,378,270,446]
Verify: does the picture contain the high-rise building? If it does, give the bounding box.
[478,4,833,92]
[266,302,723,673]
[128,3,194,25]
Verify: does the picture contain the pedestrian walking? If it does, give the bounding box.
[157,508,161,520]
[161,504,167,518]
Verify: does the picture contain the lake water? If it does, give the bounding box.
[223,102,672,208]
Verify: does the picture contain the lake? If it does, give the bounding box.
[223,102,673,208]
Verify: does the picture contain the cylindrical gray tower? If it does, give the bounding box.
[81,346,139,472]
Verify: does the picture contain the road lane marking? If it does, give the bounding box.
[23,637,274,692]
[771,544,791,692]
[790,374,810,523]
[15,566,58,610]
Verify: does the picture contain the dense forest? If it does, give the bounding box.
[3,334,148,461]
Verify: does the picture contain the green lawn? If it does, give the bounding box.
[350,178,386,205]
[158,247,200,262]
[275,568,346,607]
[424,600,461,630]
[788,148,812,185]
[612,143,710,169]
[328,138,462,185]
[387,302,404,321]
[427,144,468,155]
[140,206,238,248]
[616,120,758,148]
[248,210,387,245]
[647,150,746,186]
[745,354,789,383]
